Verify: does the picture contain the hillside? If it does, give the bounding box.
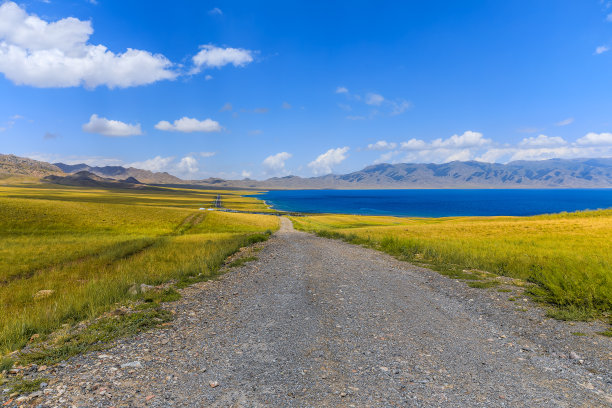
[195,158,612,189]
[0,154,64,177]
[54,163,184,184]
[43,171,150,189]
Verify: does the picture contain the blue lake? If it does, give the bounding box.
[253,189,612,217]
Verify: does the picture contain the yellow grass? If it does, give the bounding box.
[0,183,278,353]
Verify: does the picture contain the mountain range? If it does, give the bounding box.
[2,153,612,188]
[52,162,183,184]
[194,158,612,189]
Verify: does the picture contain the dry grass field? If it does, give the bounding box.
[0,182,278,354]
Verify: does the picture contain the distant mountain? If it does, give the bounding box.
[43,171,151,189]
[0,154,63,177]
[195,158,612,189]
[53,163,183,184]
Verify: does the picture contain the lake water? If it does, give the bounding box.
[254,189,612,217]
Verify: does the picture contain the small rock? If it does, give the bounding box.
[120,361,143,369]
[209,381,219,388]
[146,395,156,401]
[39,382,48,389]
[569,351,581,360]
[379,366,389,372]
[38,365,47,372]
[340,392,347,397]
[128,284,140,296]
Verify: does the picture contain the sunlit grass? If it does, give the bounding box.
[291,210,612,317]
[0,183,278,353]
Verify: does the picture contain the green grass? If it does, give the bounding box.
[291,211,612,319]
[19,308,172,366]
[227,256,258,268]
[0,183,279,354]
[10,378,48,394]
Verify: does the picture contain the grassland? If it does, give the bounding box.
[0,182,278,354]
[291,211,612,320]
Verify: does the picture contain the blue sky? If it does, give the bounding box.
[1,0,612,179]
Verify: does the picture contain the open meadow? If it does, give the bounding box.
[291,211,612,323]
[0,182,278,355]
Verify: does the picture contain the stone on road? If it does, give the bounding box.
[34,217,612,407]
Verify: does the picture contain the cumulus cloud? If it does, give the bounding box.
[176,155,199,175]
[129,155,174,172]
[82,114,142,137]
[367,140,397,150]
[263,152,292,174]
[208,7,223,15]
[199,151,216,158]
[154,117,221,133]
[400,139,428,150]
[335,86,348,94]
[241,170,252,179]
[220,102,232,112]
[595,45,610,54]
[575,132,612,146]
[308,147,349,175]
[0,1,177,88]
[192,44,253,73]
[519,134,567,147]
[431,131,491,149]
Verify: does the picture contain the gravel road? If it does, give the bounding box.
[12,217,612,407]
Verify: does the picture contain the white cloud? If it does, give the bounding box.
[208,8,223,15]
[220,102,232,112]
[555,117,574,126]
[282,101,291,109]
[308,147,349,175]
[205,74,213,80]
[154,117,221,133]
[400,138,428,150]
[367,140,397,150]
[431,131,491,148]
[595,45,610,54]
[519,134,567,147]
[346,115,366,120]
[365,93,384,106]
[0,1,176,88]
[335,86,348,94]
[176,155,199,175]
[607,13,612,22]
[82,114,142,137]
[263,152,292,174]
[192,44,253,73]
[241,170,252,178]
[575,132,612,146]
[128,156,174,172]
[199,151,216,158]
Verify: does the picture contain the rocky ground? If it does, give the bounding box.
[3,217,611,407]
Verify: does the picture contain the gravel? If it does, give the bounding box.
[6,217,612,407]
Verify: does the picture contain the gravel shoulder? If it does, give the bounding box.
[7,217,612,407]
